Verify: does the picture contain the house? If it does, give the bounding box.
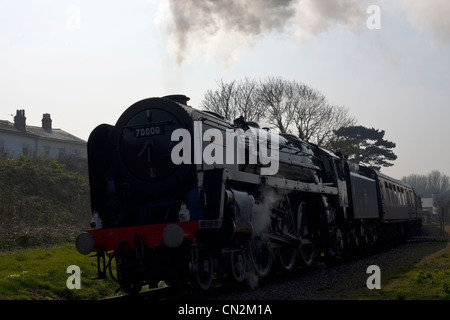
[0,109,87,159]
[422,194,450,224]
[421,197,434,223]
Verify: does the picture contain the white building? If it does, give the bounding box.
[421,197,434,223]
[0,109,86,159]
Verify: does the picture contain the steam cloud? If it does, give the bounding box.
[399,0,450,45]
[154,0,450,65]
[155,0,367,65]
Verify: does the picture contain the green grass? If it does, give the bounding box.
[375,245,450,300]
[346,224,450,300]
[378,225,450,300]
[0,244,119,300]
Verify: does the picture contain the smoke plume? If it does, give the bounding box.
[399,0,450,45]
[155,0,367,65]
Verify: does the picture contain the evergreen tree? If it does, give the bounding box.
[331,125,397,171]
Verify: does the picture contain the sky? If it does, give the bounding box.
[0,0,449,180]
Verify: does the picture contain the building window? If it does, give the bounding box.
[22,144,31,158]
[44,146,51,157]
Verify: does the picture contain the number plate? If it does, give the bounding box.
[135,125,164,138]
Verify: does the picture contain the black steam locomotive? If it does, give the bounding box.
[76,95,422,293]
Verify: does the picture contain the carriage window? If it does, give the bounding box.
[400,188,405,206]
[392,184,400,204]
[385,182,391,203]
[392,184,398,204]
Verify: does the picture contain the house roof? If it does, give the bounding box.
[0,119,86,145]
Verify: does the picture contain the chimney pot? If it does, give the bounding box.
[42,113,52,131]
[14,109,26,131]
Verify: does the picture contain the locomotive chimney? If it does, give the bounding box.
[163,94,190,106]
[14,109,26,131]
[42,113,52,131]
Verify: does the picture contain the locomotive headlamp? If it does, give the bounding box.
[76,232,95,255]
[162,224,185,248]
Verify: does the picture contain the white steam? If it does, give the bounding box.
[154,0,367,65]
[154,1,450,65]
[252,187,284,235]
[398,0,450,45]
[246,187,285,289]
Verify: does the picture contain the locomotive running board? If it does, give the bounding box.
[223,169,338,196]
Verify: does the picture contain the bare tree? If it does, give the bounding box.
[402,170,450,197]
[428,170,450,195]
[291,84,328,141]
[201,79,238,121]
[233,77,266,122]
[201,78,266,122]
[201,76,357,147]
[258,77,356,145]
[318,104,357,148]
[402,174,428,196]
[259,76,297,133]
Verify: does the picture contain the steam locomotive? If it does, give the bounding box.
[76,94,422,294]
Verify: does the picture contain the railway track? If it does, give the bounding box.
[405,236,450,243]
[101,233,450,301]
[102,284,189,300]
[102,277,258,301]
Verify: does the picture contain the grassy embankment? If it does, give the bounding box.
[0,156,119,299]
[0,155,91,250]
[335,224,450,300]
[0,244,118,300]
[367,224,450,300]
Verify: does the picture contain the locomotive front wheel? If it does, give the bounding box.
[230,249,247,283]
[297,201,317,267]
[191,247,214,291]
